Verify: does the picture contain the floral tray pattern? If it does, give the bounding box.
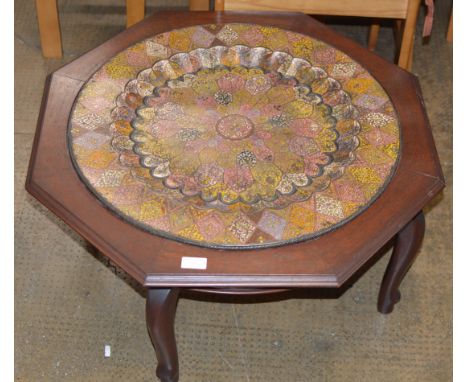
[69,23,400,249]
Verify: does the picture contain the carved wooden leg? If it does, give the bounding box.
[146,288,181,382]
[378,211,425,314]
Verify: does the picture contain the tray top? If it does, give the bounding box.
[68,23,400,249]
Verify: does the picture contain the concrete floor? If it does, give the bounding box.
[15,0,452,381]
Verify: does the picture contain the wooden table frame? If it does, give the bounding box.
[26,12,444,382]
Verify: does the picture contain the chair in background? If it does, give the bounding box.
[35,0,145,58]
[36,0,425,69]
[206,0,423,71]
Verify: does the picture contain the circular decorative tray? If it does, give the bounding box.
[69,23,400,249]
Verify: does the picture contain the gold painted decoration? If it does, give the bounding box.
[69,24,400,248]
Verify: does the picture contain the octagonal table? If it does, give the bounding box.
[26,11,444,382]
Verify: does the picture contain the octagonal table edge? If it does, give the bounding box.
[25,11,445,289]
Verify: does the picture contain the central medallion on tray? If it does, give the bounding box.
[116,45,360,206]
[69,24,402,248]
[215,114,254,140]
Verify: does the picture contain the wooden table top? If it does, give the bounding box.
[27,11,443,288]
[68,23,400,250]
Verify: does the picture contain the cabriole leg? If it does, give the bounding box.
[146,288,181,382]
[378,211,425,313]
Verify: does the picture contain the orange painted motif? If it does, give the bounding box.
[69,24,400,249]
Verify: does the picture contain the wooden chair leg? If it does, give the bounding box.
[393,19,404,55]
[406,36,415,71]
[368,22,380,51]
[35,0,62,58]
[189,0,210,11]
[447,10,453,42]
[126,0,145,28]
[378,211,425,314]
[398,0,421,70]
[146,288,181,382]
[214,0,225,11]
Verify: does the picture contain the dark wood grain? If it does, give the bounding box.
[146,288,181,382]
[378,211,425,314]
[26,12,445,381]
[26,11,444,289]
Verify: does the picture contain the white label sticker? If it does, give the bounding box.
[181,257,207,270]
[104,345,111,358]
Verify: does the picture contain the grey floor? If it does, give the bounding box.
[15,0,452,381]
